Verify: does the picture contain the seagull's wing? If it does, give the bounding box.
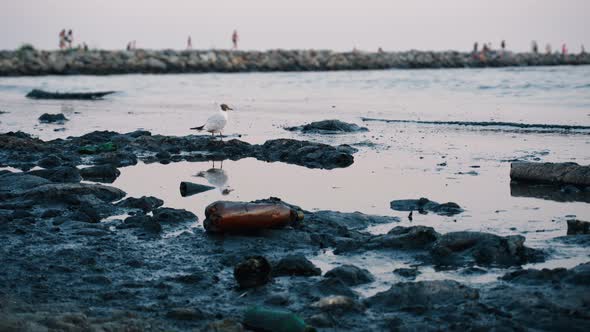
[204,112,227,132]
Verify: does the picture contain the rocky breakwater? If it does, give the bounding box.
[2,47,590,76]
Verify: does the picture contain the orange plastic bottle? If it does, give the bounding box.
[203,201,304,233]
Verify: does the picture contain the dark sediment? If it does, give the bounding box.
[2,49,590,76]
[361,117,590,134]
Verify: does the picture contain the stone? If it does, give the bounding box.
[286,119,369,134]
[273,255,321,277]
[324,265,374,286]
[365,280,479,311]
[431,231,544,268]
[234,256,272,289]
[38,113,68,123]
[510,162,590,187]
[390,197,463,216]
[28,166,81,183]
[115,196,164,213]
[393,268,421,279]
[152,207,197,223]
[567,219,590,235]
[79,165,121,183]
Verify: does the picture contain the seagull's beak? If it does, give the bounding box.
[228,106,234,111]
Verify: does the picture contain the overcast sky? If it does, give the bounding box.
[1,0,589,52]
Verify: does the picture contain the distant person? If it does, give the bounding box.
[501,40,505,50]
[83,42,88,51]
[545,44,552,54]
[562,43,568,55]
[232,30,239,49]
[377,47,384,53]
[66,30,73,48]
[473,42,478,53]
[531,40,538,54]
[59,29,66,49]
[126,42,131,51]
[582,45,586,55]
[187,36,192,49]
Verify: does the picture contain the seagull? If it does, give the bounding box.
[191,104,233,139]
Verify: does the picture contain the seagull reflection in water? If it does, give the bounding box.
[195,160,233,195]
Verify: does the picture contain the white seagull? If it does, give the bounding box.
[191,104,233,139]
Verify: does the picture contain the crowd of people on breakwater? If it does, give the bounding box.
[58,29,88,51]
[472,39,585,62]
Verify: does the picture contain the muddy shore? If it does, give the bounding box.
[2,48,590,76]
[1,130,589,331]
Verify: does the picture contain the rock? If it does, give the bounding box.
[152,207,197,223]
[364,226,440,251]
[567,219,590,235]
[501,262,590,286]
[365,280,479,311]
[257,139,354,169]
[286,119,368,134]
[510,162,590,187]
[393,268,421,279]
[79,165,121,183]
[311,277,357,298]
[390,197,463,216]
[166,307,206,320]
[37,155,62,168]
[27,89,115,100]
[118,215,161,233]
[21,182,126,203]
[92,151,137,167]
[324,265,374,286]
[234,256,272,289]
[28,166,81,183]
[115,196,164,213]
[430,231,544,268]
[308,210,399,230]
[38,113,68,123]
[273,255,321,277]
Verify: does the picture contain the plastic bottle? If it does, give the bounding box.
[203,201,304,233]
[243,306,316,332]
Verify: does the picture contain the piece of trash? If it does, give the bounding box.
[243,306,316,332]
[179,181,215,197]
[78,142,117,154]
[203,201,304,233]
